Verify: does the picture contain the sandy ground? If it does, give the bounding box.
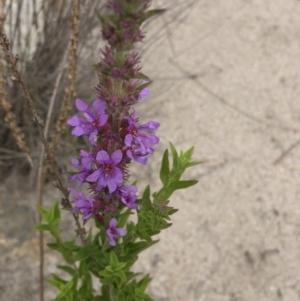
[2,0,300,300]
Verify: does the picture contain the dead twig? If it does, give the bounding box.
[0,23,87,244]
[273,139,300,165]
[51,0,80,155]
[0,1,33,169]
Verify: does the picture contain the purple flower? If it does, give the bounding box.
[116,185,138,209]
[70,189,95,220]
[138,88,149,101]
[86,150,123,193]
[67,99,108,145]
[69,150,94,187]
[106,218,127,246]
[126,143,148,165]
[123,111,159,159]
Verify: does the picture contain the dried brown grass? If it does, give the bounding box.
[0,3,107,300]
[0,0,105,174]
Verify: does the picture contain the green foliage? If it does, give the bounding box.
[35,201,61,238]
[36,143,200,300]
[135,143,202,241]
[156,142,203,201]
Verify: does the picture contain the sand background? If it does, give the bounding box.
[2,0,300,300]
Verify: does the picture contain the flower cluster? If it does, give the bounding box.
[102,0,151,48]
[67,0,159,246]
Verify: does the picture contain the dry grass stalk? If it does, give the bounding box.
[0,1,33,168]
[51,0,80,155]
[0,23,87,246]
[35,20,70,301]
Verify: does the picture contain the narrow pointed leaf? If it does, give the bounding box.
[169,142,179,169]
[168,180,198,191]
[159,149,170,185]
[142,185,150,200]
[141,9,166,23]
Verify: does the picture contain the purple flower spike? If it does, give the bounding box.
[86,150,123,193]
[106,218,127,246]
[67,99,108,145]
[70,189,95,220]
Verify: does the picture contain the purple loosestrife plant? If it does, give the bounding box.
[36,1,202,300]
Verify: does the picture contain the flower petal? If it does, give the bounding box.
[125,134,133,146]
[75,99,89,111]
[67,115,81,126]
[96,150,109,163]
[72,127,85,136]
[89,130,98,145]
[99,113,108,126]
[107,180,117,193]
[109,218,117,228]
[86,169,101,182]
[138,88,149,101]
[71,158,80,167]
[111,150,122,165]
[93,99,106,113]
[138,121,160,130]
[70,188,80,199]
[116,228,127,236]
[108,238,116,246]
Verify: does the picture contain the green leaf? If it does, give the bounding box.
[79,260,87,277]
[105,265,114,273]
[55,278,76,301]
[36,204,49,218]
[110,251,119,267]
[47,279,64,290]
[118,209,132,228]
[135,288,154,301]
[181,147,194,164]
[74,246,102,261]
[100,276,115,285]
[140,9,166,23]
[137,274,152,292]
[168,180,198,191]
[52,273,68,285]
[186,160,205,168]
[47,242,74,264]
[133,72,151,82]
[169,142,179,169]
[99,269,113,278]
[35,224,52,232]
[142,185,150,200]
[35,201,61,238]
[115,275,123,289]
[57,265,76,276]
[93,232,101,247]
[159,149,170,185]
[78,271,93,299]
[115,269,127,282]
[53,201,61,220]
[137,81,152,92]
[125,241,155,257]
